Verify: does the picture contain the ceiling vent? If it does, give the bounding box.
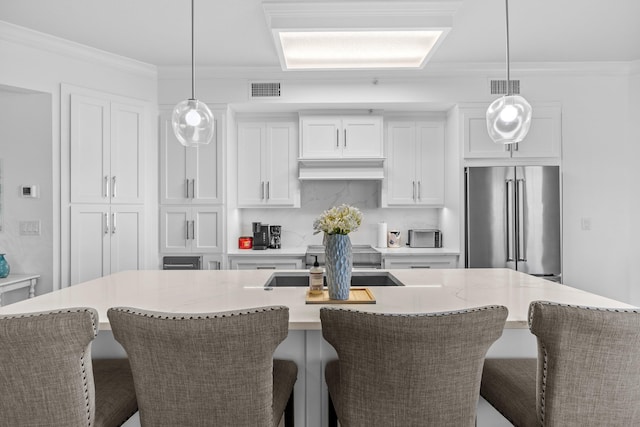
[250,82,281,98]
[490,79,520,95]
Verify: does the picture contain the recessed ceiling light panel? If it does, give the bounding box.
[263,0,461,71]
[279,30,443,69]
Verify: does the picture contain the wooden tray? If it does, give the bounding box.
[305,287,376,304]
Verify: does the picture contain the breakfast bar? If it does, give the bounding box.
[0,268,633,427]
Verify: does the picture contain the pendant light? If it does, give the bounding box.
[486,0,532,144]
[171,0,214,147]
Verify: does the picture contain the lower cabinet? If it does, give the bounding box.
[383,255,458,269]
[70,205,143,285]
[160,206,223,254]
[228,255,304,270]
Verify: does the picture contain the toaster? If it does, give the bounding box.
[407,229,442,248]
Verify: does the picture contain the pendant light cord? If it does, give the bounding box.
[191,0,196,100]
[504,0,511,96]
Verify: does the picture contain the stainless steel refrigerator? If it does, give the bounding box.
[465,166,561,281]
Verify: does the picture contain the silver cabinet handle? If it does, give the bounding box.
[111,176,117,198]
[417,181,421,201]
[260,181,265,200]
[344,129,347,147]
[185,179,190,198]
[191,220,195,241]
[266,181,270,200]
[336,129,339,147]
[185,220,189,240]
[191,179,195,199]
[516,178,526,262]
[412,181,416,200]
[111,212,116,234]
[505,179,515,262]
[104,212,109,234]
[104,176,109,198]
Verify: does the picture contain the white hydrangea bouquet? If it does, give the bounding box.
[313,204,363,236]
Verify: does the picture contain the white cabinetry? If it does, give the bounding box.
[228,255,304,270]
[160,112,222,204]
[383,254,458,269]
[70,94,144,204]
[384,121,445,206]
[160,206,223,253]
[70,205,143,284]
[462,104,561,160]
[237,120,299,207]
[299,115,383,159]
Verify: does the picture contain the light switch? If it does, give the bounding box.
[19,220,41,236]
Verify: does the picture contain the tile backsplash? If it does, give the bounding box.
[238,181,439,248]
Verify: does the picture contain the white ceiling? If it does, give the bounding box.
[0,0,639,68]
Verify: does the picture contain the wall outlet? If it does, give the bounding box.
[580,217,591,231]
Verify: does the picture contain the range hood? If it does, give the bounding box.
[298,158,385,180]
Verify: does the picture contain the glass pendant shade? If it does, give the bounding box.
[171,99,214,147]
[486,95,532,144]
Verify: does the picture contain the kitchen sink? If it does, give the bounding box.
[264,271,404,288]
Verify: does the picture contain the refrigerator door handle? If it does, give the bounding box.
[516,178,527,262]
[505,179,515,262]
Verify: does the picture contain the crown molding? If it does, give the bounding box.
[0,20,157,78]
[159,61,638,81]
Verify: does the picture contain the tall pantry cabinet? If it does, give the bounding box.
[159,109,224,269]
[67,88,146,285]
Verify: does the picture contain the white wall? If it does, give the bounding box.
[160,64,638,303]
[628,63,640,306]
[0,91,52,302]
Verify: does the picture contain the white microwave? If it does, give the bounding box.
[407,229,442,248]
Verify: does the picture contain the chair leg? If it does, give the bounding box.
[328,394,338,427]
[284,390,294,427]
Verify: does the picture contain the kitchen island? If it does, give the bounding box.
[0,268,633,427]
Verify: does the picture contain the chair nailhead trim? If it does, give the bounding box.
[111,305,287,320]
[528,301,640,327]
[321,304,505,318]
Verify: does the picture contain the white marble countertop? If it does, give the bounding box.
[0,269,633,331]
[227,246,460,256]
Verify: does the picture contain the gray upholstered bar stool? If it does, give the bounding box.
[481,301,640,426]
[320,305,508,427]
[108,305,297,427]
[0,308,137,427]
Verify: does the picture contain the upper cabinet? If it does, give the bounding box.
[383,120,445,207]
[462,103,562,160]
[299,114,383,159]
[237,120,300,208]
[70,94,144,204]
[160,111,223,205]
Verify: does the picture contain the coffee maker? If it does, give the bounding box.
[252,222,270,250]
[269,225,281,249]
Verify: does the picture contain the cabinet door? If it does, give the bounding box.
[161,114,222,204]
[110,103,144,204]
[342,116,383,158]
[237,122,266,206]
[386,122,417,205]
[160,114,190,204]
[462,107,511,159]
[265,122,298,206]
[192,207,222,253]
[110,205,143,274]
[70,205,109,284]
[191,117,221,203]
[415,122,445,206]
[300,116,341,158]
[160,207,190,253]
[383,255,457,269]
[70,95,111,203]
[511,105,561,159]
